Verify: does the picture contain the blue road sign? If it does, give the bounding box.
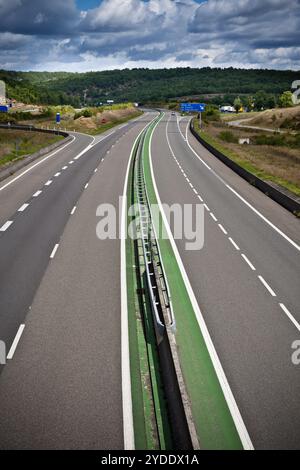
[56,112,61,123]
[0,105,8,113]
[180,103,206,113]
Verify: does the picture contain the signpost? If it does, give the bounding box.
[180,103,206,130]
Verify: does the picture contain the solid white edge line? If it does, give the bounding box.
[279,303,300,332]
[18,203,29,212]
[50,243,59,259]
[181,117,299,253]
[0,220,13,232]
[225,184,300,252]
[153,113,253,450]
[121,115,157,450]
[241,254,256,271]
[0,135,76,192]
[7,324,25,360]
[258,275,277,297]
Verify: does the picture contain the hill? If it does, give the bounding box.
[0,67,299,106]
[242,105,300,131]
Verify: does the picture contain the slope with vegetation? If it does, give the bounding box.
[1,68,299,106]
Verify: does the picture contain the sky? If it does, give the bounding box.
[0,0,299,72]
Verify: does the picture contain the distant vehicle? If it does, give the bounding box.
[171,111,176,116]
[220,106,235,113]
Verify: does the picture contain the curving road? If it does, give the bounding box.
[0,112,157,449]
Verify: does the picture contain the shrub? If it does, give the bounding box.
[219,130,238,143]
[253,134,286,146]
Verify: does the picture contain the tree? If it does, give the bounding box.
[278,91,293,108]
[234,97,242,113]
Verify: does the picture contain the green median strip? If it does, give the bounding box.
[141,114,244,450]
[126,131,172,450]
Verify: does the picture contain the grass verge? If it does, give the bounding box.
[193,119,300,197]
[0,129,63,168]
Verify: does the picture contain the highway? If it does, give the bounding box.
[0,109,299,450]
[0,112,157,449]
[150,113,300,449]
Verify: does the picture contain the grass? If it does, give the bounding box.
[194,119,300,197]
[19,104,142,136]
[0,129,63,167]
[142,115,243,449]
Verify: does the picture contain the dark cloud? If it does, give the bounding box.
[0,0,299,70]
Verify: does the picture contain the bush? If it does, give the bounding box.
[203,105,220,122]
[253,134,286,146]
[219,130,238,143]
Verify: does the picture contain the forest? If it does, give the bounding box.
[0,67,298,106]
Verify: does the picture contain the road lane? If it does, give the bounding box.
[150,112,300,449]
[0,112,157,449]
[0,115,153,361]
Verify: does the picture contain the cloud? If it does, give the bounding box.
[0,0,299,71]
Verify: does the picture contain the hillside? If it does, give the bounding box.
[1,67,299,106]
[242,105,300,131]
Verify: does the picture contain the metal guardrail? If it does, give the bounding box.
[134,130,175,338]
[132,120,198,449]
[190,119,300,216]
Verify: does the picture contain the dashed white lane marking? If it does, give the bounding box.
[50,243,59,259]
[258,275,276,297]
[62,166,68,170]
[0,220,13,232]
[218,224,228,235]
[18,203,29,212]
[54,172,61,177]
[193,188,198,195]
[45,180,52,186]
[210,212,218,222]
[279,303,300,332]
[225,184,300,253]
[241,254,256,271]
[94,168,98,173]
[6,324,25,360]
[33,190,42,197]
[168,114,300,339]
[101,158,104,162]
[203,204,210,211]
[69,160,74,164]
[229,237,240,251]
[84,183,89,189]
[71,206,77,215]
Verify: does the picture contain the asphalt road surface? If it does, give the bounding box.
[150,113,300,450]
[0,110,299,449]
[0,112,156,449]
